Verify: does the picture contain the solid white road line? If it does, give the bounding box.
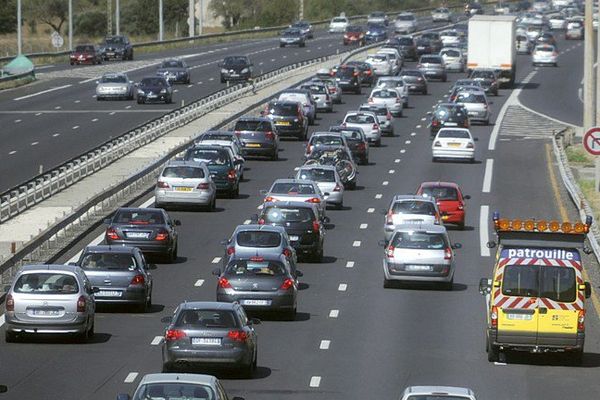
[319,340,331,350]
[8,151,16,155]
[194,279,205,287]
[0,314,5,328]
[352,241,361,247]
[359,224,368,229]
[124,372,139,383]
[328,309,339,318]
[151,336,163,345]
[309,376,321,387]
[400,149,406,153]
[482,159,494,193]
[212,257,221,264]
[14,84,72,101]
[480,205,491,257]
[346,261,355,268]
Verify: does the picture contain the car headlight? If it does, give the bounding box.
[160,89,167,94]
[221,68,228,73]
[241,68,249,73]
[137,89,145,95]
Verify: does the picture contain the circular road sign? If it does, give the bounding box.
[583,127,600,156]
[51,31,64,48]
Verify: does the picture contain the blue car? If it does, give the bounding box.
[365,24,388,43]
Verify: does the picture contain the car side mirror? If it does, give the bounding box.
[464,195,471,200]
[129,80,134,84]
[234,159,243,165]
[3,285,11,293]
[452,243,462,249]
[220,239,229,245]
[160,316,172,324]
[250,214,259,223]
[67,261,77,266]
[479,278,491,295]
[323,216,331,223]
[486,241,497,249]
[474,137,479,141]
[582,282,592,298]
[0,385,7,394]
[173,220,181,226]
[103,218,111,224]
[92,287,101,294]
[248,318,261,325]
[212,268,221,276]
[259,189,268,195]
[296,270,304,277]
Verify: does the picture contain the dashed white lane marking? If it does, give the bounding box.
[92,118,98,122]
[437,99,442,103]
[198,81,203,85]
[282,55,287,59]
[125,105,132,109]
[346,261,355,268]
[194,279,205,287]
[382,181,389,186]
[480,205,491,257]
[187,84,193,88]
[388,169,395,174]
[375,194,383,199]
[173,89,179,93]
[309,376,321,388]
[35,112,42,116]
[212,257,221,264]
[31,141,38,146]
[411,132,416,136]
[360,223,368,229]
[14,119,21,123]
[367,208,375,213]
[13,84,72,101]
[494,362,507,366]
[421,117,426,121]
[243,219,251,224]
[400,149,406,153]
[55,106,61,110]
[319,340,331,350]
[259,62,264,66]
[271,58,276,62]
[257,204,264,210]
[482,159,494,193]
[416,125,422,128]
[352,241,361,247]
[92,95,97,98]
[209,77,214,81]
[394,159,401,163]
[52,133,60,137]
[109,111,116,115]
[8,150,17,155]
[151,336,163,345]
[0,315,4,328]
[74,100,80,103]
[329,309,339,318]
[72,125,79,130]
[405,140,411,144]
[124,372,139,383]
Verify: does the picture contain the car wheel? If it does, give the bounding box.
[383,278,394,289]
[313,247,323,263]
[230,185,240,199]
[570,349,584,365]
[70,62,74,66]
[137,98,144,104]
[5,331,17,343]
[432,157,438,162]
[355,87,361,95]
[336,201,344,210]
[554,63,558,67]
[280,43,285,48]
[220,77,226,83]
[470,157,476,164]
[162,363,173,373]
[207,196,216,212]
[423,89,428,95]
[285,307,297,321]
[168,244,178,263]
[361,157,368,165]
[487,337,500,362]
[442,76,447,82]
[484,119,490,126]
[375,139,381,147]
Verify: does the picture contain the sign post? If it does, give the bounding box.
[583,127,600,192]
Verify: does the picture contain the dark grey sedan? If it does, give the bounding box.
[104,208,180,263]
[157,59,191,84]
[233,117,280,160]
[161,301,259,376]
[213,254,301,320]
[400,70,428,94]
[74,245,153,312]
[417,55,447,82]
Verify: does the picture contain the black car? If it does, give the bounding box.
[345,61,375,86]
[220,56,253,83]
[335,65,362,94]
[99,35,133,61]
[391,36,418,61]
[415,38,434,55]
[263,100,307,141]
[420,32,443,52]
[233,117,280,160]
[156,59,191,84]
[104,208,180,262]
[400,69,428,94]
[429,103,470,137]
[259,201,327,262]
[329,125,369,165]
[136,77,173,104]
[280,28,306,47]
[184,145,242,197]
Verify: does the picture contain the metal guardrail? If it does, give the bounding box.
[0,69,35,82]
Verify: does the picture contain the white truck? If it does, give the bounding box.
[467,15,516,88]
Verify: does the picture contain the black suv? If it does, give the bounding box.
[335,65,362,94]
[392,36,418,61]
[220,56,253,83]
[233,117,280,160]
[99,35,133,61]
[262,101,307,141]
[429,103,470,137]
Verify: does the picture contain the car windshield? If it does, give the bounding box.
[14,273,79,294]
[268,103,297,116]
[225,259,286,276]
[298,168,336,182]
[75,45,94,52]
[502,265,576,302]
[435,106,463,119]
[397,37,414,45]
[235,120,271,131]
[133,383,215,400]
[114,210,165,225]
[271,182,315,194]
[346,26,363,33]
[162,166,205,179]
[438,129,470,139]
[441,49,460,57]
[100,75,127,83]
[369,55,388,62]
[105,37,125,44]
[455,79,478,87]
[312,136,343,146]
[442,31,458,37]
[422,33,439,40]
[472,70,495,79]
[263,207,314,223]
[378,79,403,88]
[236,231,282,247]
[345,114,375,124]
[402,71,422,77]
[421,186,459,200]
[161,60,184,68]
[140,77,165,86]
[456,93,486,103]
[392,200,436,215]
[223,56,248,66]
[397,15,415,21]
[372,90,397,98]
[175,309,237,328]
[332,17,347,23]
[391,231,448,250]
[186,148,230,166]
[301,84,327,94]
[283,29,301,36]
[536,46,555,52]
[421,56,442,64]
[80,253,138,270]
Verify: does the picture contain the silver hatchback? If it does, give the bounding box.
[5,265,97,342]
[383,195,441,242]
[299,82,333,113]
[155,161,217,211]
[221,224,297,266]
[296,165,345,209]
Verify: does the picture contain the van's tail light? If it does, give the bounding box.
[77,295,87,313]
[491,306,498,328]
[234,130,242,137]
[226,246,235,255]
[157,181,170,188]
[432,120,439,126]
[6,294,14,312]
[228,330,248,342]
[312,220,321,232]
[218,277,232,288]
[372,123,379,131]
[280,278,295,290]
[265,131,275,141]
[165,329,187,341]
[155,229,169,241]
[106,227,120,240]
[578,310,586,331]
[444,247,452,260]
[306,197,321,204]
[386,245,395,258]
[131,274,145,285]
[197,182,210,190]
[227,169,237,182]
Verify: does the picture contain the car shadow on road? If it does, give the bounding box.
[177,366,272,380]
[10,332,112,345]
[517,81,540,90]
[502,352,600,368]
[446,225,475,232]
[389,281,468,292]
[298,282,310,291]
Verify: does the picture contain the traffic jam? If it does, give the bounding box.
[1,2,596,399]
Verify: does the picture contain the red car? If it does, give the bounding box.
[70,44,102,65]
[343,26,366,46]
[415,181,470,229]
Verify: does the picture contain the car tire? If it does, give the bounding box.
[383,278,394,289]
[271,150,279,161]
[137,98,144,104]
[487,337,500,362]
[484,119,490,126]
[375,139,381,147]
[230,185,240,199]
[355,87,361,95]
[280,43,285,48]
[162,363,173,373]
[5,331,17,343]
[361,157,368,166]
[571,349,584,365]
[432,157,438,162]
[300,42,306,48]
[554,63,558,67]
[458,221,465,230]
[423,89,428,95]
[313,247,323,263]
[168,244,178,263]
[336,201,344,210]
[207,196,216,212]
[220,77,226,83]
[442,76,447,82]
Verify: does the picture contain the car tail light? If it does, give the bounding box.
[396,97,401,103]
[227,169,237,182]
[234,130,242,137]
[77,295,86,313]
[434,141,442,147]
[417,77,423,81]
[444,247,452,260]
[106,227,120,240]
[385,211,394,225]
[386,245,395,258]
[157,181,170,188]
[491,306,498,328]
[341,122,347,127]
[282,248,292,258]
[197,182,210,190]
[372,123,379,131]
[467,142,474,149]
[387,112,392,120]
[458,203,464,210]
[312,220,320,232]
[156,229,169,241]
[368,97,374,103]
[264,196,275,202]
[228,330,248,342]
[280,278,295,290]
[306,145,313,154]
[6,294,14,312]
[258,218,265,225]
[366,69,372,75]
[306,197,321,203]
[333,184,342,192]
[165,329,187,341]
[329,88,336,94]
[226,246,235,255]
[131,274,145,285]
[218,277,232,288]
[265,131,275,141]
[578,310,585,331]
[357,142,366,150]
[432,120,439,126]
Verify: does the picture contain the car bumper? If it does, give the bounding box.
[163,346,251,367]
[466,110,489,122]
[444,61,463,71]
[441,210,465,224]
[383,260,454,282]
[422,70,446,80]
[217,291,295,311]
[241,142,277,156]
[432,148,475,159]
[102,52,125,59]
[533,56,557,64]
[406,83,426,92]
[488,329,585,352]
[105,239,172,255]
[343,38,363,45]
[6,316,88,335]
[221,73,251,81]
[155,189,214,206]
[138,94,170,102]
[324,191,343,205]
[97,92,129,99]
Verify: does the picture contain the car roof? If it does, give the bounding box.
[179,301,237,311]
[272,178,315,185]
[403,386,474,397]
[20,264,82,273]
[165,160,206,168]
[263,200,318,211]
[83,245,138,254]
[392,194,436,203]
[345,110,377,117]
[393,223,448,234]
[233,224,286,233]
[237,116,272,122]
[116,207,164,213]
[437,127,471,134]
[139,373,218,386]
[298,164,337,171]
[419,181,460,189]
[311,131,344,137]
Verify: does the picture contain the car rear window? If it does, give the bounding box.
[312,135,343,146]
[236,231,282,247]
[298,168,336,182]
[161,60,184,68]
[101,75,127,83]
[162,166,205,179]
[359,106,387,116]
[279,93,307,104]
[186,148,231,166]
[225,259,286,276]
[421,186,458,200]
[456,93,486,103]
[536,46,555,52]
[234,120,271,132]
[14,273,79,294]
[421,56,442,64]
[441,49,460,57]
[75,45,94,52]
[345,114,375,124]
[268,103,297,116]
[391,231,449,250]
[263,206,314,223]
[438,130,470,139]
[336,68,356,78]
[372,90,398,98]
[271,182,315,194]
[175,309,238,328]
[471,70,495,79]
[202,133,233,141]
[397,15,415,21]
[133,384,214,400]
[369,55,388,62]
[392,200,436,215]
[346,26,363,32]
[113,210,165,225]
[441,31,458,37]
[80,253,138,270]
[332,17,347,23]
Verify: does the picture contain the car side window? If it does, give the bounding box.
[137,251,147,269]
[236,307,248,326]
[216,382,229,400]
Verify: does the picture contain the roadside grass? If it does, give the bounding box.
[0,75,36,91]
[566,144,594,167]
[577,178,600,221]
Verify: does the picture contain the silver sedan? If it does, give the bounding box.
[154,161,217,211]
[296,165,345,209]
[96,72,134,100]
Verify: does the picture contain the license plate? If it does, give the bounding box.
[276,121,291,126]
[192,337,222,345]
[507,313,533,320]
[126,232,150,239]
[107,52,114,56]
[289,235,299,241]
[444,122,457,126]
[147,94,157,98]
[241,299,271,306]
[246,143,261,148]
[174,187,193,192]
[405,265,432,271]
[97,290,122,297]
[32,309,60,316]
[448,143,462,147]
[410,85,417,89]
[403,219,423,224]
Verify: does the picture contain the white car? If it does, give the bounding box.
[329,16,349,33]
[376,48,403,73]
[342,111,382,146]
[401,386,477,400]
[368,88,403,117]
[453,90,491,125]
[439,30,460,47]
[367,11,388,26]
[375,76,409,107]
[365,53,393,76]
[526,25,544,42]
[394,13,418,34]
[532,44,558,66]
[548,14,567,30]
[439,47,465,72]
[532,1,550,12]
[432,127,476,163]
[565,21,583,40]
[261,179,327,217]
[432,7,452,22]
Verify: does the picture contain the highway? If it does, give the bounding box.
[0,24,598,399]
